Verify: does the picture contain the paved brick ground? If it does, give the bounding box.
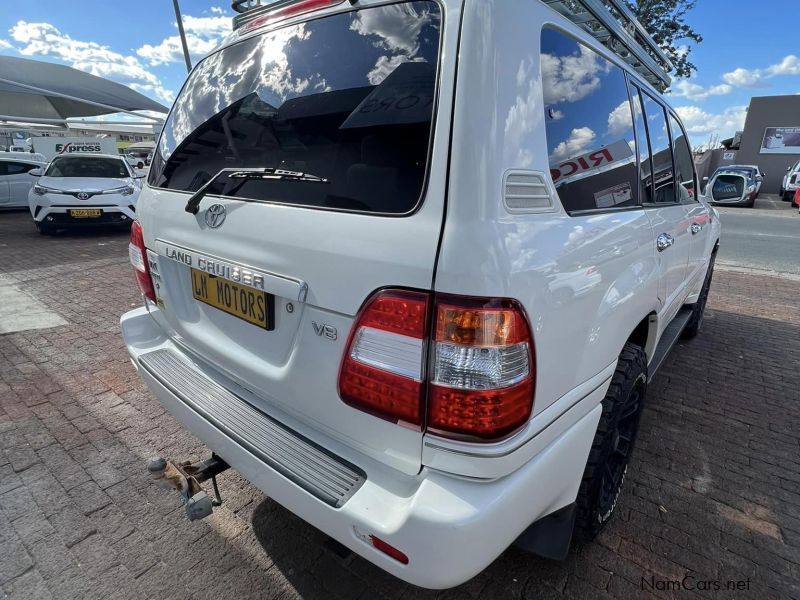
[0,210,798,600]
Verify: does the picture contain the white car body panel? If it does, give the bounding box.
[0,158,44,208]
[119,0,721,588]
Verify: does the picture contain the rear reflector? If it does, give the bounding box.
[129,220,156,303]
[338,290,430,425]
[370,535,409,565]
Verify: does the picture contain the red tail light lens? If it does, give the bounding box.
[128,220,156,303]
[338,290,430,425]
[428,297,535,439]
[340,291,536,440]
[241,0,346,34]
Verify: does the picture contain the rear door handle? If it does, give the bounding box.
[690,223,702,235]
[656,233,674,252]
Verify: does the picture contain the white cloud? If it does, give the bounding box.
[350,4,433,55]
[722,67,765,88]
[210,6,225,15]
[9,20,174,103]
[766,54,800,76]
[541,46,610,105]
[674,105,748,138]
[720,54,800,89]
[607,100,632,136]
[137,35,220,66]
[0,39,11,49]
[551,127,596,160]
[671,80,733,101]
[137,14,229,66]
[366,54,423,85]
[549,109,564,121]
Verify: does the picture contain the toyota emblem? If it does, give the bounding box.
[205,203,226,228]
[77,192,90,200]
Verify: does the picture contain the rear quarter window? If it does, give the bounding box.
[149,1,442,215]
[541,28,638,213]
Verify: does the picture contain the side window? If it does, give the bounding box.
[541,28,638,213]
[629,85,653,204]
[668,113,697,203]
[0,163,7,176]
[5,162,36,175]
[641,93,675,204]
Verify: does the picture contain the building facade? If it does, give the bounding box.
[715,95,800,194]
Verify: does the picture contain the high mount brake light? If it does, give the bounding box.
[129,220,156,303]
[239,0,347,34]
[338,291,536,440]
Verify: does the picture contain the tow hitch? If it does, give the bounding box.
[147,454,230,521]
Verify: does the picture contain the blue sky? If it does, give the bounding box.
[0,0,798,147]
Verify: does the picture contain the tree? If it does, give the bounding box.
[625,0,703,79]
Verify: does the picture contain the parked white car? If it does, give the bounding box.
[124,153,146,170]
[28,153,142,234]
[0,156,46,208]
[121,0,720,589]
[781,159,800,201]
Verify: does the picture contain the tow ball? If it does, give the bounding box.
[146,454,230,521]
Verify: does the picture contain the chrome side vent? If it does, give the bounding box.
[503,171,555,212]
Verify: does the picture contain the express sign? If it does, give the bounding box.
[32,136,118,160]
[56,142,102,154]
[550,140,634,185]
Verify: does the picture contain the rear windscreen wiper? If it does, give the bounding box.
[184,167,329,214]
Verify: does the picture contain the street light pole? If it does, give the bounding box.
[172,0,193,74]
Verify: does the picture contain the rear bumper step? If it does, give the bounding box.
[137,348,366,508]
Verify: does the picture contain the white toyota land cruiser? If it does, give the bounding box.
[121,0,720,589]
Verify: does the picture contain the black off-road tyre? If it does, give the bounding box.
[682,251,716,340]
[574,343,647,542]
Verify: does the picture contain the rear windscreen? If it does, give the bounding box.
[148,2,442,214]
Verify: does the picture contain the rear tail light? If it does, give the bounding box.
[129,220,156,303]
[240,0,346,34]
[429,297,535,439]
[339,291,535,440]
[338,290,430,425]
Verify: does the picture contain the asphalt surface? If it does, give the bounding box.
[716,194,799,275]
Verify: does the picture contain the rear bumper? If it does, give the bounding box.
[120,305,599,589]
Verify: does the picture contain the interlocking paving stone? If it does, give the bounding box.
[0,210,799,599]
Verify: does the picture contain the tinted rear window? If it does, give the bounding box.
[45,157,129,178]
[149,2,442,214]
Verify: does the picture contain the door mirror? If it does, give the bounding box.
[28,167,42,176]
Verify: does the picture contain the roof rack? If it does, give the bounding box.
[544,0,673,91]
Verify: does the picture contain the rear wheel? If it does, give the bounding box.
[574,343,647,541]
[36,222,53,236]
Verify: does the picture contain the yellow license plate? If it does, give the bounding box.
[190,268,274,330]
[69,209,102,218]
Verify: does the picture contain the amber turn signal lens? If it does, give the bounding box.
[435,304,530,346]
